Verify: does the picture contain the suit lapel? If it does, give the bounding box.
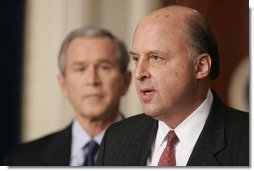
[187,92,226,166]
[39,124,72,166]
[126,115,158,166]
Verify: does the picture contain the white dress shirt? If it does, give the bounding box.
[70,114,122,166]
[147,89,213,166]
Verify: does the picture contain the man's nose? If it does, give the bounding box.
[86,66,100,85]
[135,61,150,81]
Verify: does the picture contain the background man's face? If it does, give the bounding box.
[59,37,127,120]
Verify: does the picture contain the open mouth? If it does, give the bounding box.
[142,90,153,95]
[140,88,155,102]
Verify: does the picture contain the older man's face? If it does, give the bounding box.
[131,15,199,121]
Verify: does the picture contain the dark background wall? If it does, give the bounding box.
[0,0,25,163]
[162,0,249,106]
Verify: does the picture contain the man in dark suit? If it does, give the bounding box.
[96,6,249,166]
[3,26,131,166]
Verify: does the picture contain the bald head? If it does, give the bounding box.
[133,5,219,79]
[141,5,197,23]
[135,6,197,38]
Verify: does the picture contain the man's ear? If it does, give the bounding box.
[121,70,132,96]
[194,53,211,79]
[57,74,68,98]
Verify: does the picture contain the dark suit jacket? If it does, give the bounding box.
[96,93,249,166]
[3,124,72,166]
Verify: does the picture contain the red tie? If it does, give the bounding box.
[158,130,178,166]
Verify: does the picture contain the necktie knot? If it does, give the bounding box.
[166,130,178,147]
[83,140,99,166]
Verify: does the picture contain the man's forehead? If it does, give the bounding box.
[135,13,184,35]
[140,6,195,24]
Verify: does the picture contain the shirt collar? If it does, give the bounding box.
[155,89,213,154]
[71,113,123,159]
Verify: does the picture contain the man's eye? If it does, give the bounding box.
[74,67,85,72]
[100,64,112,70]
[150,55,162,62]
[132,56,139,63]
[101,65,110,70]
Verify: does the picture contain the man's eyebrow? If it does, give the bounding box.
[98,59,113,63]
[129,50,162,56]
[147,50,161,55]
[72,61,85,66]
[129,51,138,56]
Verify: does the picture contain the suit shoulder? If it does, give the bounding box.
[112,114,154,128]
[213,91,249,122]
[3,125,71,165]
[105,114,156,136]
[20,131,63,150]
[6,131,58,156]
[226,106,249,123]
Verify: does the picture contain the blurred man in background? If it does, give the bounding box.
[3,26,131,166]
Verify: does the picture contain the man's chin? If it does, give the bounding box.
[143,108,162,119]
[80,110,108,120]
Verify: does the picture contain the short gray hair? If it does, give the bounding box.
[58,26,130,74]
[184,11,220,80]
